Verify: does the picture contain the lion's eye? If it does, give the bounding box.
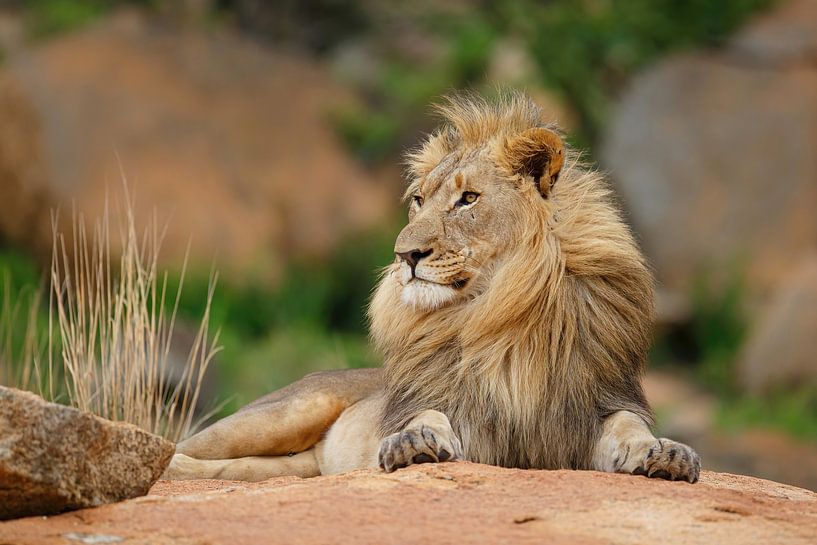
[413,195,424,207]
[457,191,480,207]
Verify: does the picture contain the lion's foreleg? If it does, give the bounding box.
[378,410,464,473]
[592,410,701,483]
[162,450,320,482]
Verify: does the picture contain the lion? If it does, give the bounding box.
[164,92,701,483]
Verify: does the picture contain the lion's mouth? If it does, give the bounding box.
[450,278,469,290]
[408,276,469,290]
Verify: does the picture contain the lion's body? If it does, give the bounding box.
[165,93,700,483]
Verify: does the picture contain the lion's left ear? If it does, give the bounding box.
[502,127,564,199]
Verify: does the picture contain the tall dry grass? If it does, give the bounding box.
[0,183,221,443]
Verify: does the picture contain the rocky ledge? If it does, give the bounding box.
[1,462,815,544]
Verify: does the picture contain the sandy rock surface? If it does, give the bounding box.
[0,387,174,521]
[2,462,815,544]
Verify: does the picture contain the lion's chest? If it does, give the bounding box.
[442,383,594,470]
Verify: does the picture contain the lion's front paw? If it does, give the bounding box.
[378,424,463,473]
[634,438,701,483]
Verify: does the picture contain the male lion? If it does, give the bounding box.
[165,93,701,483]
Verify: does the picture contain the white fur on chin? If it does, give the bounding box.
[400,280,457,311]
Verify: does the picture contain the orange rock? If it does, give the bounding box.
[0,10,392,280]
[2,462,815,544]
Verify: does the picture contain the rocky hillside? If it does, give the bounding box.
[0,8,393,280]
[2,462,815,544]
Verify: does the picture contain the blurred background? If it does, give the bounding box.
[1,0,816,488]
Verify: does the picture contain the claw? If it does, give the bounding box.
[413,453,434,464]
[648,469,672,480]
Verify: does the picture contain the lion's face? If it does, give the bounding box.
[388,127,564,311]
[393,153,517,310]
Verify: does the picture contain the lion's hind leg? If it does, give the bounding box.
[163,451,320,482]
[176,368,382,461]
[592,410,701,483]
[164,369,382,481]
[175,391,342,460]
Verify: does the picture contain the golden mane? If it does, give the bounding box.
[369,93,654,470]
[404,92,560,198]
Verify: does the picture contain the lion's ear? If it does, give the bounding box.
[503,127,564,198]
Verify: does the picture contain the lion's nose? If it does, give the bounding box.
[397,248,432,274]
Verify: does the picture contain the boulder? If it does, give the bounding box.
[1,462,815,544]
[601,0,817,303]
[0,386,174,520]
[737,253,817,392]
[0,9,392,280]
[730,0,817,64]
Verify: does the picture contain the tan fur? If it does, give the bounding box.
[165,92,700,483]
[373,92,653,469]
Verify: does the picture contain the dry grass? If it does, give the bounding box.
[0,182,221,443]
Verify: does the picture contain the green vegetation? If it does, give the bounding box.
[162,227,397,413]
[1,197,220,442]
[0,247,42,298]
[689,266,749,393]
[682,266,817,441]
[500,0,774,144]
[331,13,499,164]
[17,0,159,39]
[0,216,394,420]
[717,388,817,442]
[22,0,110,37]
[331,0,773,159]
[0,248,49,393]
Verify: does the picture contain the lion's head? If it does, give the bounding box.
[370,93,654,469]
[387,96,565,311]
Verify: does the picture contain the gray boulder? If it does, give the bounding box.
[737,253,817,393]
[602,0,817,303]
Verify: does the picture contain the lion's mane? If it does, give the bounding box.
[369,93,654,470]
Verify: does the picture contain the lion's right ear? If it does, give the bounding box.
[502,127,564,199]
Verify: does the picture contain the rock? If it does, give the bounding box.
[730,0,817,64]
[737,253,817,392]
[0,73,52,256]
[1,463,815,544]
[601,0,817,302]
[0,9,392,280]
[0,386,174,520]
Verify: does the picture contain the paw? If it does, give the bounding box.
[378,424,463,473]
[633,438,701,483]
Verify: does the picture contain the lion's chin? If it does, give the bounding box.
[400,280,459,311]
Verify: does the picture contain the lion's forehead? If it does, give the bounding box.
[421,146,493,197]
[422,153,459,196]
